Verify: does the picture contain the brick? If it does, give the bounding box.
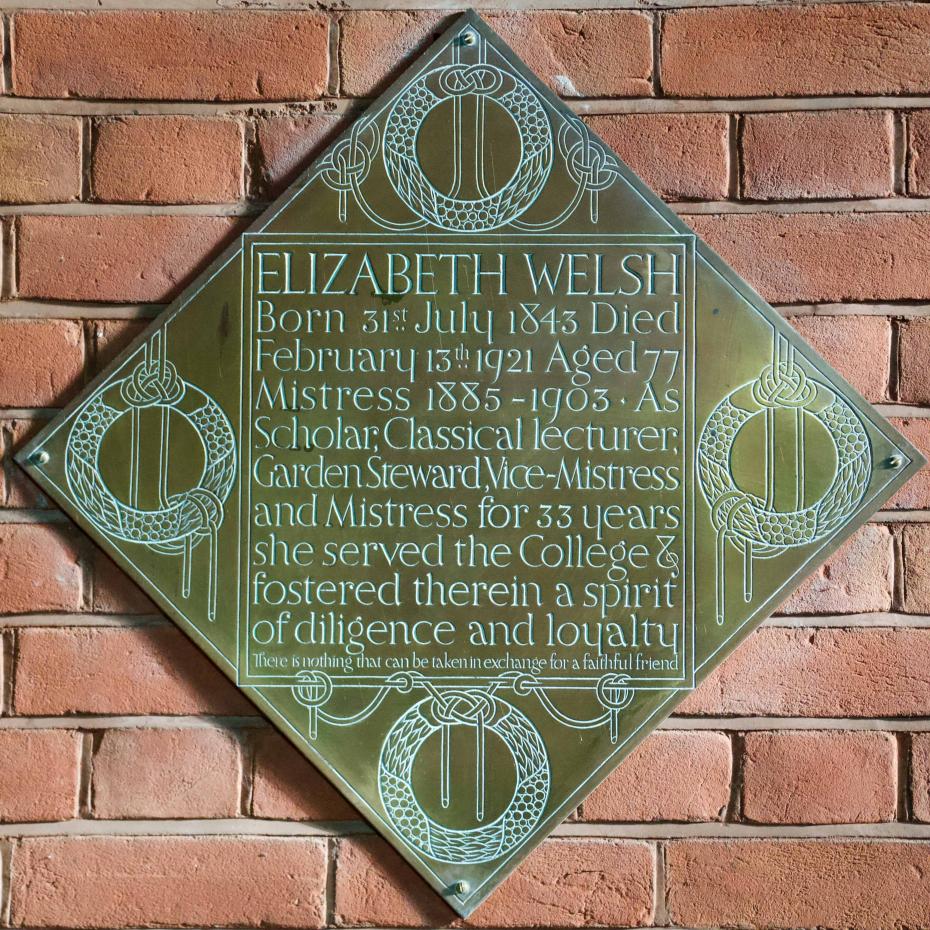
[0,115,81,204]
[10,835,327,928]
[911,733,930,821]
[0,524,82,614]
[90,319,149,375]
[742,730,896,824]
[742,110,894,201]
[0,319,84,408]
[898,318,930,405]
[334,836,654,927]
[688,212,930,304]
[678,627,930,717]
[17,215,239,303]
[585,113,728,201]
[0,729,81,822]
[251,728,356,821]
[788,315,890,403]
[903,523,930,614]
[13,627,250,715]
[12,11,329,101]
[486,12,653,98]
[2,418,52,508]
[666,840,930,929]
[662,4,930,98]
[92,550,157,614]
[779,524,893,615]
[582,731,731,822]
[338,11,445,97]
[93,117,243,204]
[889,417,930,508]
[908,111,930,195]
[340,12,653,98]
[92,727,240,819]
[255,110,348,198]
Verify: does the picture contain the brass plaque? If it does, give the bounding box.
[19,12,923,916]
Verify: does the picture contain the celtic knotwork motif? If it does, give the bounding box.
[697,332,871,624]
[379,691,549,864]
[382,63,553,231]
[751,359,816,410]
[596,673,635,743]
[293,670,334,740]
[558,117,622,223]
[65,331,236,620]
[438,63,504,97]
[318,119,379,223]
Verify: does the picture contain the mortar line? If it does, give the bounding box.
[325,836,337,927]
[778,303,930,318]
[653,841,669,927]
[0,0,917,12]
[9,94,930,118]
[8,196,930,217]
[0,838,12,927]
[5,610,930,629]
[0,301,163,319]
[77,730,96,818]
[725,731,744,823]
[0,202,260,217]
[328,14,341,100]
[0,630,13,716]
[3,713,930,732]
[236,726,255,819]
[1,218,15,301]
[2,818,930,839]
[651,10,662,98]
[890,316,902,402]
[79,116,94,202]
[0,715,269,730]
[241,117,261,203]
[3,300,930,321]
[0,13,10,96]
[896,731,912,822]
[6,505,928,522]
[727,113,741,201]
[4,629,15,719]
[893,110,907,197]
[0,612,170,627]
[892,524,906,613]
[0,422,10,509]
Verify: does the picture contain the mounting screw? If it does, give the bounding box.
[451,881,469,896]
[461,31,476,46]
[887,454,904,469]
[29,449,50,466]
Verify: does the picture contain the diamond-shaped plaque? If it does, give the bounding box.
[19,12,923,916]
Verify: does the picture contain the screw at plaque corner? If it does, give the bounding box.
[888,454,904,469]
[461,31,477,46]
[452,881,470,896]
[29,449,50,467]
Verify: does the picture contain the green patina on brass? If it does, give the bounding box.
[19,12,924,915]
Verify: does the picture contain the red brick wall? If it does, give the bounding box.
[2,4,930,928]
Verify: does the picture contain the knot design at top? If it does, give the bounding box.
[438,64,503,96]
[752,360,816,409]
[120,357,185,408]
[430,688,496,728]
[382,63,553,231]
